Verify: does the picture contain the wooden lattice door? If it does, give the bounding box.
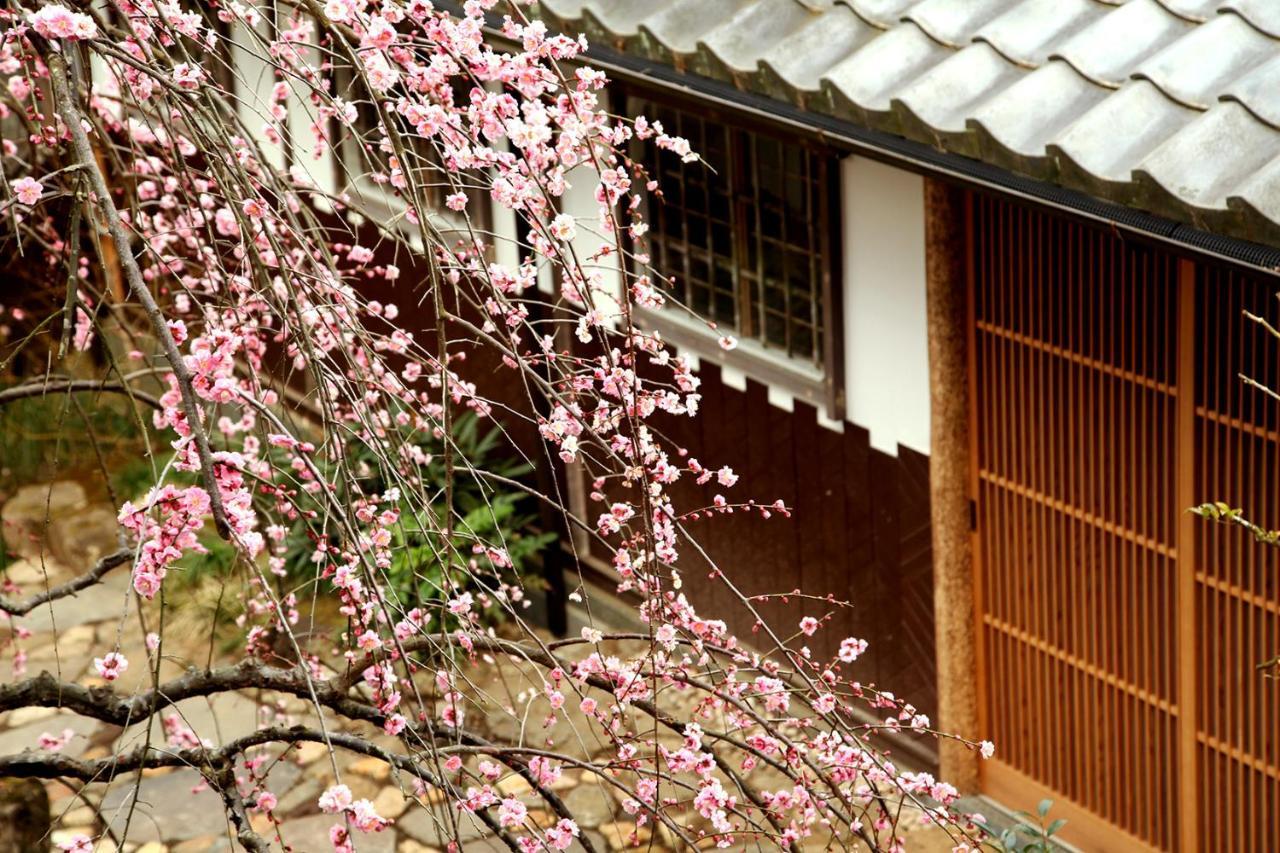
[968,193,1280,851]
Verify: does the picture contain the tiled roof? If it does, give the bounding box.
[540,0,1280,247]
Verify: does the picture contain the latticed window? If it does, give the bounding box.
[631,97,838,369]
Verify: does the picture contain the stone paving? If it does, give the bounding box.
[0,482,963,852]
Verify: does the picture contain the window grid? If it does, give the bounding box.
[637,100,829,366]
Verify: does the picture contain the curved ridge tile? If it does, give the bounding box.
[637,0,754,60]
[1221,1,1280,38]
[968,61,1108,174]
[696,0,825,82]
[1222,55,1280,130]
[1226,157,1280,245]
[538,0,591,29]
[892,43,1025,154]
[1051,81,1197,189]
[835,0,921,28]
[579,0,681,39]
[758,6,879,97]
[903,0,1023,47]
[1052,0,1192,86]
[821,23,951,119]
[1134,13,1275,109]
[1153,0,1219,21]
[539,0,590,17]
[1134,102,1280,219]
[974,0,1107,68]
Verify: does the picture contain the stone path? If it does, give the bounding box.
[0,483,963,852]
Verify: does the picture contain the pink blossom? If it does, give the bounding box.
[549,213,577,241]
[38,728,75,752]
[799,616,819,636]
[242,198,267,218]
[93,651,128,682]
[545,818,579,850]
[173,63,205,90]
[57,835,93,853]
[348,798,389,832]
[498,797,527,828]
[12,177,42,206]
[838,637,868,663]
[319,784,353,814]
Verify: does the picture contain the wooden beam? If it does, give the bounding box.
[924,177,980,790]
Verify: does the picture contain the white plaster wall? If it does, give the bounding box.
[841,155,931,456]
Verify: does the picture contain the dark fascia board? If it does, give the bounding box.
[450,1,1280,278]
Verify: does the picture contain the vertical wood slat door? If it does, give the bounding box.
[970,192,1280,850]
[1192,264,1280,851]
[968,192,1177,851]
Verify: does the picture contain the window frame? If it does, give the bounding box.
[332,70,493,245]
[617,82,845,419]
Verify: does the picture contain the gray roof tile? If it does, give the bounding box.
[1133,13,1274,108]
[549,0,1280,246]
[1050,81,1196,190]
[893,44,1024,142]
[1052,0,1192,86]
[1135,103,1280,215]
[969,61,1108,173]
[1154,0,1220,21]
[974,0,1107,67]
[758,6,879,97]
[1225,1,1280,38]
[837,0,921,29]
[1222,54,1280,128]
[822,24,949,118]
[904,0,1024,47]
[696,0,826,82]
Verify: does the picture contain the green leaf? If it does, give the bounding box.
[1037,798,1052,818]
[1046,818,1067,836]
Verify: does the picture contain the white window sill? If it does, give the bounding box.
[635,306,830,411]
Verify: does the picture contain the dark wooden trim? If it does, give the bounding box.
[820,155,846,419]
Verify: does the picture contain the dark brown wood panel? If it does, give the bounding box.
[646,363,938,736]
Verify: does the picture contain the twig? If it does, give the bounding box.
[0,548,132,617]
[44,47,232,539]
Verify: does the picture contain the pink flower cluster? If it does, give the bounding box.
[27,5,97,41]
[117,485,210,598]
[319,783,390,850]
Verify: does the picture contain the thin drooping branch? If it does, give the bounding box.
[0,378,161,410]
[43,47,232,540]
[0,548,132,617]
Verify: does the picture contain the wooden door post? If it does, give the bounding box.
[924,178,981,791]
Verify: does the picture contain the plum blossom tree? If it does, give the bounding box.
[0,1,993,850]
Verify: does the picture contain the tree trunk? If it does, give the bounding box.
[0,778,50,853]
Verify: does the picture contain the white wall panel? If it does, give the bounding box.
[841,156,930,456]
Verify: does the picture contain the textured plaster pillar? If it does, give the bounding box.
[924,177,980,792]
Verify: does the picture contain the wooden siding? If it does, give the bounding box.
[649,363,939,733]
[969,190,1280,851]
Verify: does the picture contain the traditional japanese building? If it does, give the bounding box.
[507,2,1280,850]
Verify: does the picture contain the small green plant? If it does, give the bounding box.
[999,799,1066,852]
[0,391,155,499]
[279,410,555,625]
